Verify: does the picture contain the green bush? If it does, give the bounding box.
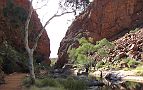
[135,71,143,76]
[130,28,140,33]
[68,37,114,70]
[22,77,33,87]
[0,41,28,73]
[23,77,87,90]
[58,77,87,90]
[96,61,105,69]
[122,58,140,68]
[35,78,60,87]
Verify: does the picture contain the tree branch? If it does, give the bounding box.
[24,0,34,52]
[32,11,74,51]
[34,0,49,10]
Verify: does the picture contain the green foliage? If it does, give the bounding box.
[23,77,87,90]
[76,54,88,64]
[68,37,114,70]
[124,81,141,89]
[58,77,87,90]
[23,77,33,87]
[130,28,140,33]
[135,71,143,76]
[68,37,95,67]
[68,48,77,63]
[78,37,89,45]
[35,78,60,87]
[25,86,65,90]
[134,66,143,76]
[0,41,28,73]
[97,48,108,57]
[123,58,140,68]
[96,61,105,69]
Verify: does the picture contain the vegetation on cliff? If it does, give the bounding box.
[68,28,143,71]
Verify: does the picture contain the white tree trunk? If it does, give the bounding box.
[23,0,73,83]
[28,50,35,83]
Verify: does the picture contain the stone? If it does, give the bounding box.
[0,0,50,64]
[129,44,138,51]
[118,52,127,59]
[56,0,143,67]
[105,72,122,82]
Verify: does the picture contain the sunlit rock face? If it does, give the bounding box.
[56,0,143,68]
[0,0,50,64]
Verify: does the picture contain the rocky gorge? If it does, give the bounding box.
[0,0,50,83]
[0,0,143,89]
[56,0,143,68]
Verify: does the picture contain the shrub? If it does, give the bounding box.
[35,78,60,87]
[130,28,140,33]
[22,77,33,87]
[0,41,28,73]
[96,61,105,69]
[122,58,140,68]
[27,77,87,90]
[135,71,143,76]
[68,38,114,70]
[58,77,87,90]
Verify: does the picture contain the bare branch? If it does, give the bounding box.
[34,0,49,10]
[32,11,74,50]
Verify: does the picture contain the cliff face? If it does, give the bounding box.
[0,0,50,69]
[56,0,143,68]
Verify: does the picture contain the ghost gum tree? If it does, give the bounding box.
[24,0,77,83]
[23,0,91,82]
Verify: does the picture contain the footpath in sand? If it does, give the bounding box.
[0,73,26,90]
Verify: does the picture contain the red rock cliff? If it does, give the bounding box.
[56,0,143,68]
[0,0,50,64]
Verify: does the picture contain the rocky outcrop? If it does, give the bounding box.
[56,0,143,68]
[0,0,50,64]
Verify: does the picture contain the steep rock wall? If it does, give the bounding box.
[56,0,143,68]
[0,0,50,66]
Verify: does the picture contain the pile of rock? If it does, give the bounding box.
[114,29,143,61]
[101,29,143,68]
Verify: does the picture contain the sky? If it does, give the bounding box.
[33,0,75,58]
[33,0,93,58]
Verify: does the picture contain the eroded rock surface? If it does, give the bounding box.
[56,0,143,68]
[0,0,50,81]
[0,0,50,64]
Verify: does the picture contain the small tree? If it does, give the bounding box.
[3,0,90,83]
[68,37,95,71]
[68,38,114,70]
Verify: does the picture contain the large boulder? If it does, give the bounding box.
[56,0,143,68]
